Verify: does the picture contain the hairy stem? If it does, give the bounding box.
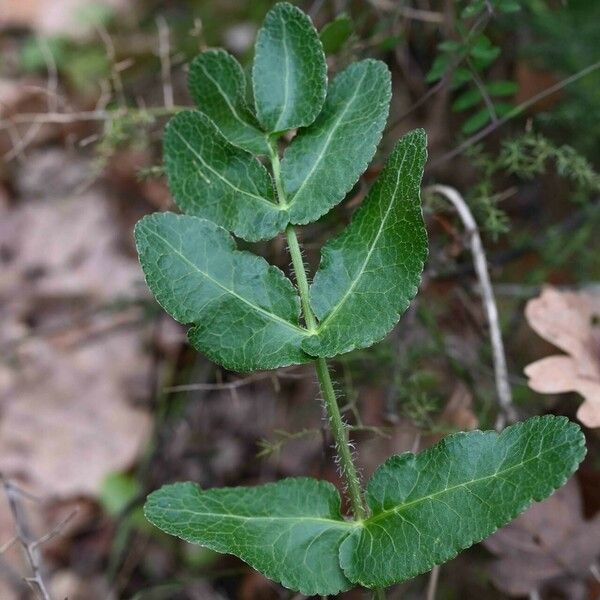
[314,356,367,520]
[271,141,383,596]
[285,225,317,332]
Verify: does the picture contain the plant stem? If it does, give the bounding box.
[270,142,384,597]
[285,225,317,332]
[314,356,367,520]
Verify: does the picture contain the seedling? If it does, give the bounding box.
[135,3,585,596]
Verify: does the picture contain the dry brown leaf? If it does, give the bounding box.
[0,0,130,37]
[439,382,479,431]
[0,188,151,498]
[524,287,600,428]
[484,479,600,597]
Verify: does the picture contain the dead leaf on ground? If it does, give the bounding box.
[0,184,152,498]
[439,381,479,431]
[0,0,131,38]
[484,479,600,597]
[524,286,600,428]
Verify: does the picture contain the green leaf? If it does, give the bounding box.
[486,80,518,97]
[319,13,353,55]
[340,415,586,588]
[144,478,354,596]
[188,50,269,155]
[462,108,491,134]
[426,54,449,83]
[163,110,288,242]
[281,60,391,226]
[452,88,482,112]
[134,213,311,372]
[253,2,326,133]
[302,129,428,358]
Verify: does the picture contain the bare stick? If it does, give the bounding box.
[4,37,59,162]
[156,16,174,109]
[426,565,440,600]
[425,185,517,429]
[1,477,52,600]
[164,366,306,393]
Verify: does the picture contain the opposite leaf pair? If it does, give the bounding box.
[145,416,586,595]
[135,132,427,372]
[135,4,427,373]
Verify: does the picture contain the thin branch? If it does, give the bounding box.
[156,16,174,109]
[164,367,307,393]
[431,59,600,168]
[1,477,52,600]
[426,565,440,600]
[425,185,518,430]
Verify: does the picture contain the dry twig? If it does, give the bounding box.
[425,185,518,430]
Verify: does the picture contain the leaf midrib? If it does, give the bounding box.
[313,147,411,331]
[275,10,292,132]
[173,128,280,211]
[364,437,573,527]
[286,67,369,206]
[147,226,309,336]
[198,62,260,135]
[154,507,356,527]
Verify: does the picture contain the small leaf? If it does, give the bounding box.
[281,59,391,226]
[302,129,428,358]
[252,2,326,133]
[319,13,353,55]
[469,35,500,66]
[188,50,269,155]
[163,110,288,242]
[486,80,518,97]
[462,108,491,134]
[461,1,485,18]
[452,88,482,112]
[144,478,354,596]
[498,0,521,13]
[340,415,586,588]
[426,54,450,83]
[134,213,311,372]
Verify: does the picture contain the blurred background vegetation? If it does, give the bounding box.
[0,1,599,599]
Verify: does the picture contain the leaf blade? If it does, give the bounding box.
[252,2,326,133]
[164,110,287,242]
[282,59,391,225]
[340,416,586,588]
[144,478,354,596]
[134,213,311,372]
[188,49,269,155]
[302,129,428,358]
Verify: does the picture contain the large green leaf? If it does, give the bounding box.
[134,213,311,372]
[302,129,428,358]
[281,59,391,225]
[163,110,287,242]
[188,50,269,155]
[144,478,354,596]
[143,417,585,594]
[252,2,326,133]
[340,416,586,588]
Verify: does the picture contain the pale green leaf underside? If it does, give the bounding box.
[340,415,586,588]
[144,478,354,596]
[164,111,288,242]
[188,50,269,155]
[302,129,428,358]
[282,59,391,225]
[143,417,584,594]
[253,2,326,133]
[134,213,312,372]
